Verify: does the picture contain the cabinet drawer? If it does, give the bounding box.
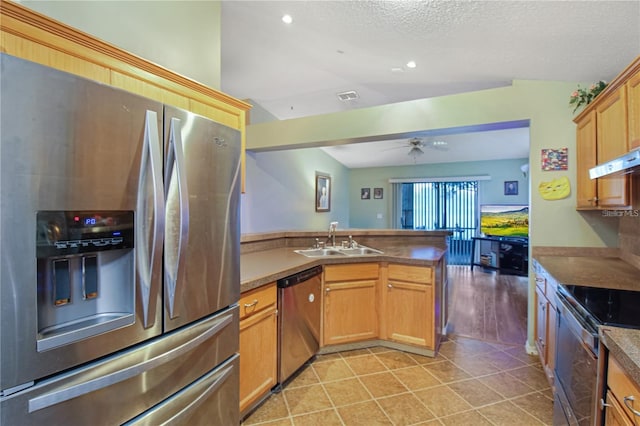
[388,264,433,285]
[608,356,640,422]
[324,263,379,282]
[239,283,277,320]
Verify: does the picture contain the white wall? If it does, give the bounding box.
[349,158,530,228]
[20,1,222,89]
[241,148,350,234]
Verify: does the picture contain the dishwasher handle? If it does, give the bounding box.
[277,266,322,288]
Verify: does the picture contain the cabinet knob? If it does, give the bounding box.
[387,284,393,289]
[325,287,331,293]
[600,398,611,410]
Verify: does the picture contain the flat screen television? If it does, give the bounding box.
[480,204,529,238]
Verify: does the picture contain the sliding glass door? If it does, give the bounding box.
[394,181,478,265]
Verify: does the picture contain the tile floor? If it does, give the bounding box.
[242,336,553,426]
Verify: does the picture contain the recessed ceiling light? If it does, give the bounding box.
[406,61,417,69]
[282,14,293,24]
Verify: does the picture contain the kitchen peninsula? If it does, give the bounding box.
[239,229,450,415]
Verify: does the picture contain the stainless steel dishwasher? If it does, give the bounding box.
[277,265,322,385]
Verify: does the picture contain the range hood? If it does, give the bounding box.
[589,148,640,179]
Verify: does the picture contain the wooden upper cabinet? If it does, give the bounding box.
[576,111,598,209]
[596,86,630,207]
[574,55,640,210]
[628,71,640,150]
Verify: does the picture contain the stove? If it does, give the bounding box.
[559,284,640,330]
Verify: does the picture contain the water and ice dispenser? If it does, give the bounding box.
[36,211,135,351]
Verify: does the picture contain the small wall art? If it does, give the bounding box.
[541,148,568,171]
[374,188,383,199]
[504,181,518,196]
[316,173,331,212]
[361,188,371,199]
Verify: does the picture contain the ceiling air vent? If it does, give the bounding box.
[337,90,359,102]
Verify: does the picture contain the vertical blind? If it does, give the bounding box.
[391,180,479,265]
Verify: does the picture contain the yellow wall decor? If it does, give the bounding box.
[538,176,571,200]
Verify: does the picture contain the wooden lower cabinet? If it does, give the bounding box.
[381,264,435,349]
[239,283,278,414]
[322,263,379,346]
[604,355,640,425]
[534,261,557,385]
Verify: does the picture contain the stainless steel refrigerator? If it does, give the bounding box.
[0,53,241,425]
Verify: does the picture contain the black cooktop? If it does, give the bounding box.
[562,285,640,329]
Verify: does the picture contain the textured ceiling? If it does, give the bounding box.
[220,0,640,167]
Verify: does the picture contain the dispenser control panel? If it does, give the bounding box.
[36,210,134,258]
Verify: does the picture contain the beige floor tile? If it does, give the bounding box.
[336,400,392,425]
[422,360,472,383]
[414,385,473,418]
[507,365,552,391]
[243,393,290,425]
[359,371,409,398]
[376,392,435,425]
[312,359,355,382]
[323,377,372,407]
[512,391,554,425]
[478,401,544,425]
[393,365,441,390]
[283,384,333,416]
[244,419,293,426]
[286,365,319,389]
[343,354,388,375]
[407,351,444,365]
[375,350,419,370]
[450,336,497,354]
[477,371,536,398]
[448,378,505,407]
[368,346,393,354]
[449,355,501,377]
[476,350,527,371]
[439,410,493,426]
[503,346,542,365]
[313,352,342,363]
[291,409,342,426]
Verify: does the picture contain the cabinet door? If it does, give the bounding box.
[605,391,635,426]
[576,111,599,209]
[535,286,548,364]
[628,72,640,150]
[546,297,557,382]
[239,284,278,414]
[322,279,378,346]
[382,279,433,348]
[597,86,630,207]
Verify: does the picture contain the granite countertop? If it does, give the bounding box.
[534,255,640,291]
[241,245,446,293]
[600,326,640,387]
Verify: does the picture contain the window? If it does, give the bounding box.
[392,180,478,265]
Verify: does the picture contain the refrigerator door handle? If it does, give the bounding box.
[154,360,235,425]
[164,117,190,319]
[135,110,164,328]
[28,312,233,413]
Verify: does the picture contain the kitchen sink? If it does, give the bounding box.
[338,247,384,256]
[294,248,346,257]
[294,246,384,257]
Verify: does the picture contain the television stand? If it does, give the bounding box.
[470,236,528,276]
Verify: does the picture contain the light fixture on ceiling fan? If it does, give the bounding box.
[406,137,448,160]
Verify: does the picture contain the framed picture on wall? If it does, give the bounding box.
[504,181,518,196]
[374,188,383,199]
[361,188,371,199]
[316,174,331,212]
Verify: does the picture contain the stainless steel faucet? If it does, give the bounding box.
[328,221,338,247]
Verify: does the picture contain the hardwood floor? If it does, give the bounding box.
[446,265,529,345]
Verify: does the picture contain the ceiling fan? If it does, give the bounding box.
[405,137,448,158]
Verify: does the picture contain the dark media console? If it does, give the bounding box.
[470,236,528,276]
